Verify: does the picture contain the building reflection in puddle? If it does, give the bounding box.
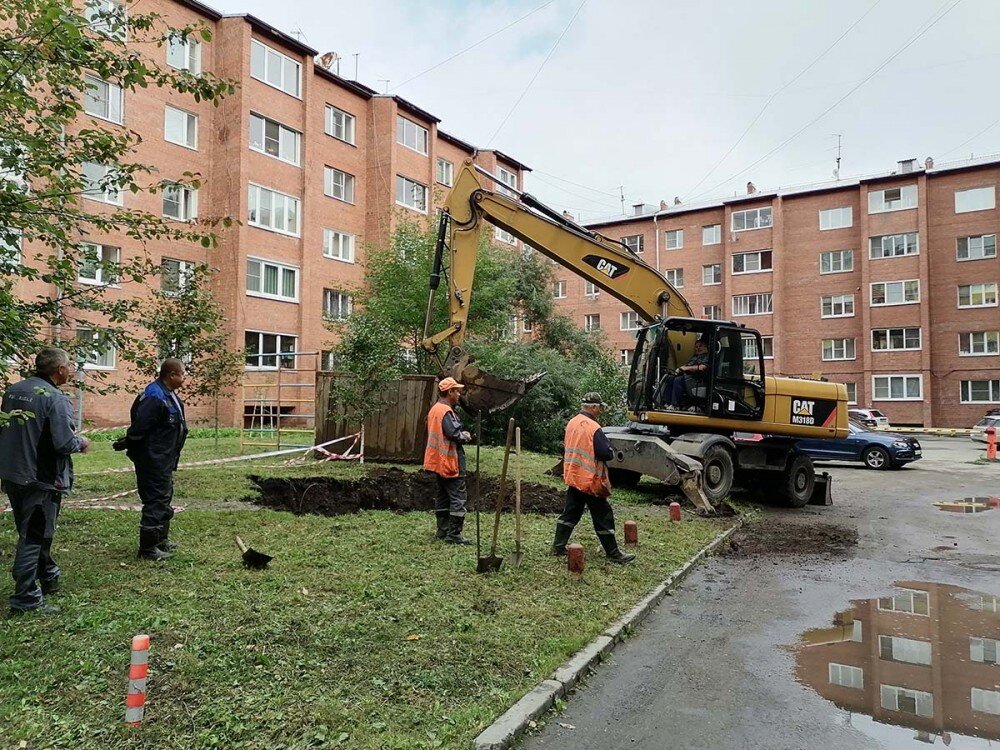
[792,583,1000,747]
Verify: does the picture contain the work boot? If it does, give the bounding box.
[157,521,178,552]
[606,548,637,565]
[445,516,472,545]
[139,528,173,561]
[435,512,449,540]
[40,577,60,595]
[551,523,574,556]
[9,603,61,617]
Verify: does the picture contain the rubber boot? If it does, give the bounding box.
[445,515,472,545]
[139,528,173,561]
[551,523,574,556]
[435,512,449,540]
[606,548,637,565]
[157,520,178,552]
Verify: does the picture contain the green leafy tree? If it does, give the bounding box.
[0,0,236,426]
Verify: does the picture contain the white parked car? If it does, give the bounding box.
[971,411,1000,443]
[849,408,890,429]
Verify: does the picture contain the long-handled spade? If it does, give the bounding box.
[474,412,482,563]
[510,426,525,568]
[477,418,516,574]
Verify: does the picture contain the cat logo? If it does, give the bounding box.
[582,254,630,280]
[791,399,816,425]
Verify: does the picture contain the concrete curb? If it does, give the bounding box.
[472,518,744,750]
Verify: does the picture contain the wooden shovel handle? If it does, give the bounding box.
[236,535,249,554]
[490,418,516,555]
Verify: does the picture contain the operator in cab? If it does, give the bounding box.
[552,392,636,565]
[666,337,710,408]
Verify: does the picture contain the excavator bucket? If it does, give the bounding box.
[454,361,545,415]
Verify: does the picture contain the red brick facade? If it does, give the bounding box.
[568,160,1000,427]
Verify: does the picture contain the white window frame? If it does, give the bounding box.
[959,331,1000,357]
[702,224,722,245]
[396,115,428,155]
[495,227,516,245]
[732,293,773,317]
[246,257,299,302]
[522,318,533,333]
[249,39,301,98]
[325,167,356,204]
[622,234,644,254]
[822,338,856,361]
[820,294,854,319]
[497,167,518,198]
[872,376,923,402]
[249,113,301,166]
[759,336,774,359]
[961,380,1000,404]
[583,313,601,332]
[732,249,772,275]
[870,280,920,306]
[665,268,684,288]
[552,280,567,300]
[845,382,858,405]
[955,186,996,214]
[869,232,919,260]
[322,288,353,321]
[957,234,997,262]
[162,182,198,221]
[76,327,117,370]
[868,184,917,214]
[323,228,355,263]
[871,327,921,352]
[324,105,356,145]
[81,162,122,206]
[703,305,722,320]
[702,264,721,286]
[83,74,123,124]
[584,281,599,298]
[958,282,998,309]
[166,34,202,74]
[164,106,197,150]
[970,637,1000,666]
[972,688,1000,716]
[620,349,634,366]
[395,175,427,213]
[828,663,863,689]
[731,207,772,232]
[77,243,120,286]
[879,635,932,666]
[620,311,641,331]
[819,206,852,231]
[820,249,854,275]
[244,330,297,371]
[84,0,126,39]
[664,229,683,249]
[161,257,194,294]
[436,158,454,187]
[880,684,933,718]
[247,183,300,237]
[1,231,22,268]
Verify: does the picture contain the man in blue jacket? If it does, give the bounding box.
[0,348,90,615]
[123,359,188,560]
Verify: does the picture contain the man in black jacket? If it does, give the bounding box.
[123,359,188,560]
[0,348,89,614]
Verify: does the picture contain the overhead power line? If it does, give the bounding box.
[939,117,1000,159]
[683,0,884,198]
[531,168,622,199]
[690,0,964,202]
[486,0,588,146]
[389,0,557,92]
[529,174,622,210]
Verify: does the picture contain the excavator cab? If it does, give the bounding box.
[628,318,766,424]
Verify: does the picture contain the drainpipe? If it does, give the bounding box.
[653,212,660,272]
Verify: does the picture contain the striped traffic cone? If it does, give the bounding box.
[125,634,150,727]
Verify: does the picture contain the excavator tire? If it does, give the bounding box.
[608,468,642,488]
[701,444,734,505]
[778,453,815,508]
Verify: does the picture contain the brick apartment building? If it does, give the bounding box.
[24,0,529,427]
[563,156,1000,427]
[794,582,1000,743]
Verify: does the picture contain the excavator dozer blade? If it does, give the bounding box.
[455,364,546,415]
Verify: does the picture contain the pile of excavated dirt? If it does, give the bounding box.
[250,467,568,516]
[724,520,858,558]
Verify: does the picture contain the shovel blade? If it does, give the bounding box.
[242,548,273,569]
[476,555,504,574]
[456,366,545,415]
[509,552,524,569]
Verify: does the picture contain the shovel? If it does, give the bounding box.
[474,412,482,563]
[510,427,524,568]
[477,418,515,574]
[236,535,273,569]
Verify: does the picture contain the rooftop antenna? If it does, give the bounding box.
[353,53,359,80]
[617,185,625,215]
[832,133,843,179]
[378,79,390,94]
[291,27,306,42]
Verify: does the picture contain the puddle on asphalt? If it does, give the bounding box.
[792,582,1000,747]
[934,497,997,514]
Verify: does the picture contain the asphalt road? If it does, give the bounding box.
[522,437,1000,750]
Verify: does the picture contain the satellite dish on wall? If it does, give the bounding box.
[319,52,341,74]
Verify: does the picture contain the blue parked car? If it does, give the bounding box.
[795,420,922,470]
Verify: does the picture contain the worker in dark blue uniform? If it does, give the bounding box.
[121,358,188,560]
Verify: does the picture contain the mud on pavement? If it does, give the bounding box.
[250,467,568,516]
[724,519,858,558]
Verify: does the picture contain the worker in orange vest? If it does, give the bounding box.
[552,392,636,564]
[424,377,473,545]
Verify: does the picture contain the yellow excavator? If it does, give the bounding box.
[421,160,848,510]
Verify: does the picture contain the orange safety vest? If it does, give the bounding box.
[563,413,612,498]
[424,401,461,478]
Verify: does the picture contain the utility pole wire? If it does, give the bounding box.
[683,0,884,199]
[690,0,963,202]
[939,117,1000,159]
[486,0,588,147]
[389,0,557,92]
[531,169,622,198]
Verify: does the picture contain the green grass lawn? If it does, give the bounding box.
[0,437,731,749]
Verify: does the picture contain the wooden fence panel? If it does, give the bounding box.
[315,373,436,462]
